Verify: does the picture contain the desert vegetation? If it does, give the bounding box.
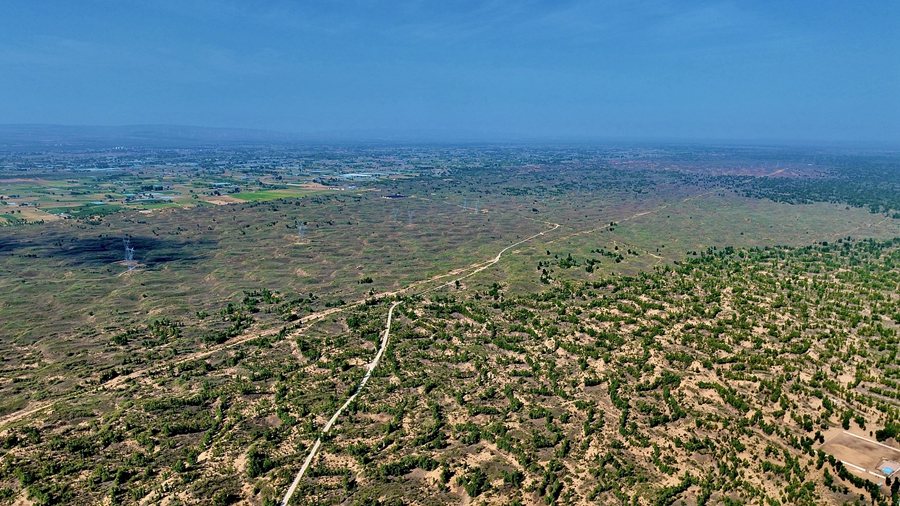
[2,145,900,505]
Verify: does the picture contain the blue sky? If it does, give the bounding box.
[1,1,897,143]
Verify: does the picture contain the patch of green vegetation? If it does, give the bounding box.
[0,214,27,225]
[50,203,123,218]
[232,190,305,201]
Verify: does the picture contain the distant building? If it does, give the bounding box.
[340,172,383,180]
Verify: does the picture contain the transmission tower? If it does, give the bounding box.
[407,209,414,225]
[123,238,136,271]
[296,221,306,242]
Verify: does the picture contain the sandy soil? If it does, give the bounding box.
[819,430,900,483]
[204,195,244,205]
[2,207,61,222]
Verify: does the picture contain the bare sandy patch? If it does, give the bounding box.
[204,196,244,205]
[16,208,61,222]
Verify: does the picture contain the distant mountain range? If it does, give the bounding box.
[4,124,878,150]
[0,124,576,150]
[0,124,306,150]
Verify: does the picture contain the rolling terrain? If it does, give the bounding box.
[1,145,900,505]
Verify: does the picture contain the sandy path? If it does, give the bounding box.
[278,222,559,505]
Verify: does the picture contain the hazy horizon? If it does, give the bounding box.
[3,123,899,150]
[2,1,898,144]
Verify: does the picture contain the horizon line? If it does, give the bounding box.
[0,123,897,150]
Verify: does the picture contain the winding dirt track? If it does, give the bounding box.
[278,222,559,506]
[280,301,401,506]
[0,189,706,431]
[0,224,558,432]
[8,181,882,502]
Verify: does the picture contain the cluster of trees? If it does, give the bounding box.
[10,218,900,503]
[738,157,900,216]
[278,237,900,504]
